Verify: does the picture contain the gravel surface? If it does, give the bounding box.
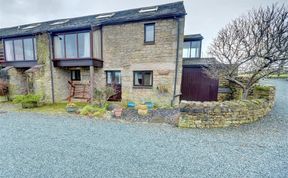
[122,108,180,124]
[0,79,287,177]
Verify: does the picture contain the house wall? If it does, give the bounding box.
[1,17,185,106]
[95,18,185,106]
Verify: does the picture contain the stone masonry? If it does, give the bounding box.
[178,86,275,128]
[1,17,185,106]
[95,18,185,106]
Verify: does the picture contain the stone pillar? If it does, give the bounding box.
[89,66,94,102]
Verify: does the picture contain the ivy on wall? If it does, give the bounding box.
[36,34,49,65]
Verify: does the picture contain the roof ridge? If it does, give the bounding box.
[0,1,184,30]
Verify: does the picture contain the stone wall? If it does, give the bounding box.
[178,86,275,128]
[6,67,27,98]
[95,18,185,106]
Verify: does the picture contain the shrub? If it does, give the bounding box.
[80,104,107,118]
[94,86,116,107]
[13,94,41,104]
[0,79,8,96]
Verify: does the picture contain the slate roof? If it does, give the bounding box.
[0,1,186,38]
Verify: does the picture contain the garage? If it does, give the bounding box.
[181,66,219,101]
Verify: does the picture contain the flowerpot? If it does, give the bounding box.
[22,102,38,109]
[137,104,147,110]
[114,108,123,117]
[145,102,154,110]
[66,106,78,113]
[138,109,148,116]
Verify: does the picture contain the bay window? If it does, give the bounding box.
[4,37,37,61]
[53,30,102,60]
[53,31,91,59]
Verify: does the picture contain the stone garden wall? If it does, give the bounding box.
[178,86,275,128]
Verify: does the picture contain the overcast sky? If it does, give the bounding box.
[0,0,286,56]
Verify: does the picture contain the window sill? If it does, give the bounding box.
[133,86,153,89]
[144,42,155,45]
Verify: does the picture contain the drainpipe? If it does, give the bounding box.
[48,33,55,103]
[171,17,181,106]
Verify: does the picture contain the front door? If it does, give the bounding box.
[106,71,122,101]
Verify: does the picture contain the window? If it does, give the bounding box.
[65,34,77,58]
[71,70,81,81]
[133,71,153,87]
[183,40,201,58]
[53,31,91,59]
[106,71,121,85]
[4,37,36,61]
[144,23,155,43]
[93,29,102,59]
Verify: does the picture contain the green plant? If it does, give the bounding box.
[157,85,169,94]
[79,104,107,117]
[94,86,116,107]
[13,94,41,104]
[0,79,8,96]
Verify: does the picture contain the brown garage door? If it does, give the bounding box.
[181,67,219,101]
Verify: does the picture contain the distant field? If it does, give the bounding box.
[268,73,288,79]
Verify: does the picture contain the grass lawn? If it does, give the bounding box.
[268,73,288,79]
[0,102,88,114]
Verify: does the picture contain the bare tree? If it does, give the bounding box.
[207,4,288,99]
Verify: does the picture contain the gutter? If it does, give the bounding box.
[171,17,181,106]
[48,33,55,103]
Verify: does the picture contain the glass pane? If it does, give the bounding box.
[24,38,34,60]
[4,40,14,61]
[183,42,191,58]
[78,32,91,58]
[54,35,65,58]
[93,30,102,59]
[14,39,24,61]
[134,72,143,86]
[114,72,121,84]
[143,72,152,86]
[145,24,155,42]
[34,38,37,60]
[65,34,77,58]
[107,72,112,84]
[191,41,201,58]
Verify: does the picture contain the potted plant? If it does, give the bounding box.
[66,102,78,113]
[137,104,148,115]
[113,107,123,117]
[13,94,41,109]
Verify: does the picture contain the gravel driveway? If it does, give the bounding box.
[0,79,287,177]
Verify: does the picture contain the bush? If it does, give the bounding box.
[0,79,8,96]
[80,104,107,118]
[94,86,116,107]
[13,94,41,104]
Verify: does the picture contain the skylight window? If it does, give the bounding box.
[139,6,158,13]
[22,24,41,30]
[96,13,115,19]
[50,19,70,25]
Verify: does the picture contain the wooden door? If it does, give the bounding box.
[181,67,219,101]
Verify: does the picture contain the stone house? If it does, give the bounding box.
[0,2,187,106]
